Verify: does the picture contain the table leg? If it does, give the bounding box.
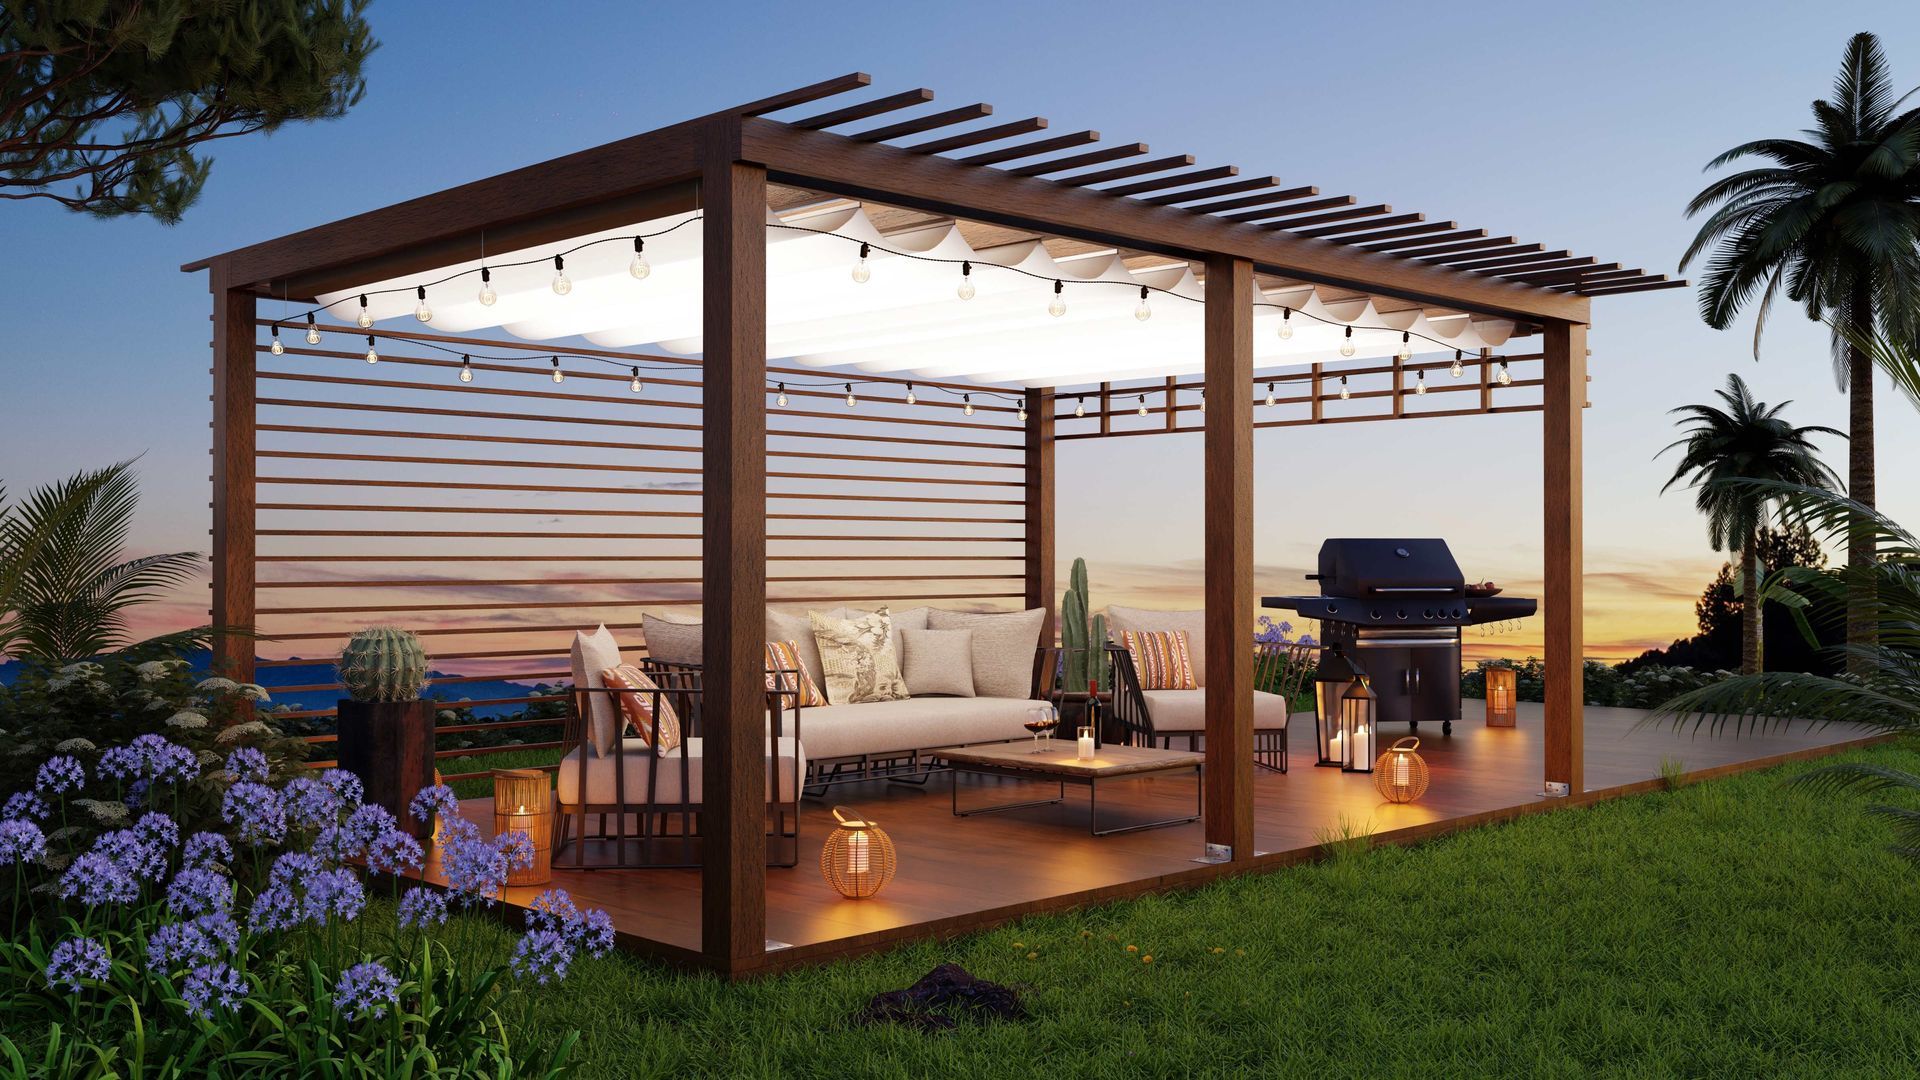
[950,770,1067,818]
[1090,767,1205,836]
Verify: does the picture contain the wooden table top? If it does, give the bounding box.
[935,741,1205,778]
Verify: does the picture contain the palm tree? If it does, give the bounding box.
[1659,374,1840,673]
[1681,30,1920,671]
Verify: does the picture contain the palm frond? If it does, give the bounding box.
[1788,761,1920,797]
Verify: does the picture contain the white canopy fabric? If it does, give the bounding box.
[317,208,1517,389]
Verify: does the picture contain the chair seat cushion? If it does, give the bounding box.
[556,736,805,806]
[1139,689,1294,733]
[800,696,1041,761]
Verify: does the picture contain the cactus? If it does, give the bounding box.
[1058,557,1110,692]
[336,626,431,703]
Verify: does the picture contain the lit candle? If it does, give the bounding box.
[1354,724,1370,765]
[1394,750,1410,788]
[846,829,870,875]
[1077,727,1095,761]
[1329,731,1343,763]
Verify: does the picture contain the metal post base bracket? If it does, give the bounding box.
[1541,780,1572,798]
[1193,843,1234,865]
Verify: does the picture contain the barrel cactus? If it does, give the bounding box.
[336,626,431,703]
[1059,557,1110,692]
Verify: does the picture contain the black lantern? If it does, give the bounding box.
[1314,646,1363,768]
[1339,676,1375,773]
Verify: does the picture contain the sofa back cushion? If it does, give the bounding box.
[763,640,829,708]
[810,608,911,705]
[765,609,837,691]
[1107,605,1208,687]
[898,628,976,697]
[1120,629,1198,691]
[641,613,703,667]
[927,607,1045,699]
[600,663,683,754]
[569,625,624,757]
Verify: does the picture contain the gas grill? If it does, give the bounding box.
[1262,538,1536,735]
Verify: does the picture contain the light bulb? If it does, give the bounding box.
[364,336,378,364]
[1018,404,1028,422]
[1199,389,1206,413]
[550,357,564,384]
[414,286,432,323]
[304,316,321,345]
[1074,396,1086,419]
[1137,395,1148,417]
[957,261,975,301]
[852,242,871,283]
[963,394,975,417]
[1497,360,1512,386]
[1450,350,1464,378]
[459,356,473,383]
[1415,372,1428,395]
[478,267,497,306]
[1266,382,1276,408]
[629,237,651,280]
[1339,326,1356,358]
[1134,286,1152,322]
[1048,280,1066,317]
[551,256,571,295]
[1278,308,1294,340]
[269,326,283,355]
[775,382,788,407]
[1396,332,1411,362]
[1339,375,1350,400]
[845,383,856,408]
[906,383,917,406]
[629,367,644,394]
[357,295,373,329]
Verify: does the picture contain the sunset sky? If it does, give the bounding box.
[3,0,1916,665]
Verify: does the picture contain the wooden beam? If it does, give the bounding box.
[210,262,256,682]
[699,130,769,970]
[1447,249,1571,272]
[907,116,1048,155]
[1542,321,1586,795]
[1222,194,1361,223]
[1183,186,1327,214]
[1417,242,1543,265]
[1297,211,1424,239]
[848,103,992,142]
[1334,221,1462,247]
[1024,388,1056,643]
[790,88,934,130]
[1387,235,1517,258]
[1257,203,1392,230]
[1578,278,1685,296]
[1203,254,1255,861]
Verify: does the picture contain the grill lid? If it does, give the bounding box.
[1312,538,1463,596]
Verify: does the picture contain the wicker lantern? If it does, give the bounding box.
[1373,737,1430,803]
[1484,666,1518,728]
[491,768,552,886]
[821,806,896,900]
[1340,677,1374,773]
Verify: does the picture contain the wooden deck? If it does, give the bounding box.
[435,701,1877,974]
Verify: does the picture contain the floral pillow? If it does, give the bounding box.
[808,608,911,706]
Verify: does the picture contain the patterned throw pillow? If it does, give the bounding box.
[599,664,683,754]
[809,608,911,706]
[1121,630,1198,691]
[764,640,828,708]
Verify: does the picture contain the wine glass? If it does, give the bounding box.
[1023,703,1059,753]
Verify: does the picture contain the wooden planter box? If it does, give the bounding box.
[336,699,436,840]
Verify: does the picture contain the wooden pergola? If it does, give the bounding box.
[186,73,1682,976]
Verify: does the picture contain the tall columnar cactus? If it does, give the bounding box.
[336,626,431,703]
[1059,557,1110,692]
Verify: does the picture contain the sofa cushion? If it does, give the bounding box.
[1138,688,1293,733]
[764,640,828,708]
[799,696,1040,762]
[600,663,682,753]
[555,736,804,806]
[842,604,928,655]
[899,628,975,697]
[641,613,703,666]
[568,625,624,757]
[811,608,910,705]
[765,608,835,690]
[927,607,1045,699]
[1108,606,1208,687]
[1120,629,1197,690]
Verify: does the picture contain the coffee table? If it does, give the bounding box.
[935,742,1204,836]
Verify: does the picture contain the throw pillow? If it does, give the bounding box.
[1107,605,1208,687]
[926,607,1046,699]
[898,628,976,698]
[641,612,703,667]
[809,608,911,705]
[764,640,829,708]
[1120,629,1198,691]
[842,604,929,656]
[568,625,624,757]
[765,608,832,692]
[599,663,683,754]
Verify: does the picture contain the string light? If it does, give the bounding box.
[1450,350,1464,378]
[1265,381,1276,408]
[1278,308,1294,340]
[1018,402,1028,422]
[1134,285,1152,322]
[459,355,473,382]
[551,256,571,296]
[478,267,497,306]
[776,382,788,407]
[1048,279,1066,318]
[845,382,856,408]
[1074,396,1086,418]
[550,356,564,383]
[629,237,651,280]
[1136,394,1148,417]
[414,286,433,324]
[364,335,378,364]
[963,394,975,417]
[852,242,871,283]
[629,366,643,394]
[1338,374,1350,400]
[304,313,321,345]
[1415,371,1428,395]
[957,261,975,301]
[905,382,917,406]
[357,294,373,329]
[1339,325,1356,358]
[1199,388,1206,412]
[269,324,284,355]
[1396,331,1411,362]
[1497,360,1512,386]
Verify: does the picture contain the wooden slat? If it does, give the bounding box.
[1057,154,1195,188]
[733,73,873,117]
[906,116,1047,155]
[1492,257,1599,278]
[1141,176,1287,206]
[1100,164,1237,198]
[1296,211,1424,239]
[958,130,1099,166]
[1385,235,1518,258]
[1005,143,1149,177]
[1439,249,1568,272]
[1505,263,1621,287]
[1215,192,1353,221]
[1261,203,1392,231]
[256,476,1023,505]
[1332,221,1461,247]
[1577,278,1685,296]
[1352,227,1485,252]
[790,88,934,130]
[261,573,1021,589]
[848,103,992,143]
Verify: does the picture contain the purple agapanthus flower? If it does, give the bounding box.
[525,888,615,959]
[45,937,110,992]
[145,912,239,970]
[98,745,144,781]
[133,812,180,849]
[333,962,400,1020]
[344,803,398,848]
[495,829,536,872]
[221,782,286,846]
[3,791,50,822]
[310,824,363,863]
[181,831,233,870]
[267,852,321,892]
[366,827,424,875]
[576,908,616,959]
[510,928,573,985]
[132,734,200,784]
[0,819,46,864]
[301,868,366,924]
[441,835,509,908]
[35,755,85,795]
[165,866,233,917]
[526,888,581,933]
[320,769,363,807]
[91,829,167,881]
[247,885,302,934]
[281,776,344,830]
[408,783,459,825]
[182,962,248,1020]
[439,815,480,847]
[123,778,151,809]
[396,887,449,930]
[224,747,269,784]
[59,851,138,907]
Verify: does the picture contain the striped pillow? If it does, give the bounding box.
[600,664,682,754]
[764,640,829,709]
[1121,630,1197,691]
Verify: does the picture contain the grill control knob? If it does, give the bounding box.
[1370,611,1383,620]
[1454,607,1465,618]
[1423,609,1434,619]
[1325,603,1338,615]
[1396,610,1407,620]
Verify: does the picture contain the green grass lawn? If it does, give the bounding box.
[461,741,1920,1078]
[437,746,566,799]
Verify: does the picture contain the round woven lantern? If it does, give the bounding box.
[1373,737,1430,804]
[821,806,895,900]
[492,768,553,886]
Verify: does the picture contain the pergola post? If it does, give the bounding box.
[1024,387,1056,645]
[699,129,769,971]
[1202,254,1255,860]
[209,262,256,683]
[1542,320,1587,794]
